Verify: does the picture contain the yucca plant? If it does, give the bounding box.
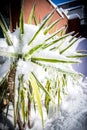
[0,1,87,130]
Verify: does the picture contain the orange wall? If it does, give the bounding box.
[9,0,80,35]
[9,0,68,32]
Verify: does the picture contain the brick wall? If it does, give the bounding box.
[9,0,68,33]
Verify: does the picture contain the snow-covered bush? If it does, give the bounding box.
[0,2,87,130]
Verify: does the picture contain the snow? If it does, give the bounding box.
[4,78,87,130]
[0,23,87,130]
[67,13,81,20]
[0,59,11,82]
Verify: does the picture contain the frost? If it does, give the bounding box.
[0,22,87,130]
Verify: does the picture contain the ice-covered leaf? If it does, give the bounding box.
[30,72,44,124]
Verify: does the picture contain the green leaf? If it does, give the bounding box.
[77,50,87,53]
[0,80,8,107]
[0,12,8,31]
[32,60,82,76]
[14,73,22,126]
[58,86,62,106]
[31,57,80,63]
[24,43,44,59]
[69,33,79,43]
[60,37,80,54]
[44,17,62,35]
[62,74,67,94]
[33,15,38,25]
[3,31,13,46]
[45,26,66,41]
[14,101,17,127]
[14,83,20,127]
[28,3,36,24]
[20,0,24,34]
[67,53,87,58]
[31,72,55,103]
[60,25,67,36]
[0,13,13,45]
[29,44,44,55]
[5,101,10,126]
[62,74,67,87]
[21,89,25,122]
[42,31,75,49]
[50,33,79,51]
[45,80,51,114]
[28,7,58,45]
[21,75,28,122]
[0,70,9,86]
[30,72,44,125]
[0,23,13,45]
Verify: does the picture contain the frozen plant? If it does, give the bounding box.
[0,1,87,130]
